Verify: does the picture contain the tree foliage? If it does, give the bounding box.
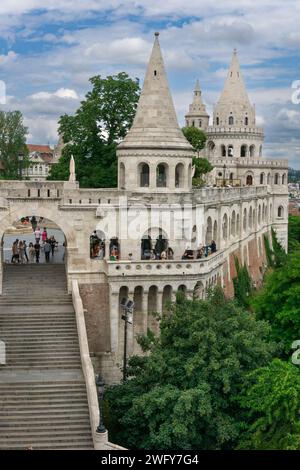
[48,72,140,188]
[0,110,29,179]
[182,126,207,155]
[233,257,253,308]
[288,215,300,253]
[105,288,274,450]
[237,359,300,450]
[263,228,287,268]
[252,250,300,355]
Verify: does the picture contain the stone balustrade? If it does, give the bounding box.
[210,157,288,168]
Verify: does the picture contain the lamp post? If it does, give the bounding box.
[120,298,134,382]
[95,374,106,434]
[18,153,24,179]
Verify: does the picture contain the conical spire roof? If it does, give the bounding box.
[186,79,209,117]
[213,49,255,126]
[118,33,193,151]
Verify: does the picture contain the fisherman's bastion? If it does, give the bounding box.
[0,33,288,449]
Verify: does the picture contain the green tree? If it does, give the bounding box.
[288,215,300,253]
[237,359,300,450]
[106,288,275,450]
[233,257,253,308]
[182,126,207,155]
[0,110,29,179]
[252,250,300,354]
[263,228,287,268]
[48,72,140,188]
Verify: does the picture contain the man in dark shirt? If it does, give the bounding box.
[34,242,40,263]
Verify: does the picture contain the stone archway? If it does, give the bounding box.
[0,204,77,294]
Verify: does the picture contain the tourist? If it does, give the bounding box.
[34,241,40,263]
[98,244,105,259]
[196,248,203,259]
[28,243,35,263]
[18,241,26,264]
[22,240,29,262]
[31,216,37,232]
[128,253,133,261]
[211,240,217,253]
[167,247,174,260]
[44,240,51,263]
[11,240,19,264]
[34,226,41,243]
[160,250,167,260]
[42,228,48,244]
[150,250,156,260]
[49,236,57,256]
[182,248,194,260]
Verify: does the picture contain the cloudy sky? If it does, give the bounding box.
[0,1,300,167]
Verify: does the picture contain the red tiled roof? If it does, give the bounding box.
[27,144,53,154]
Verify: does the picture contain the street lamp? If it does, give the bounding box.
[18,153,24,179]
[95,374,106,434]
[120,298,134,382]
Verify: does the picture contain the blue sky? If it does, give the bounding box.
[0,1,300,167]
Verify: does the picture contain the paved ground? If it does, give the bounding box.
[3,228,65,264]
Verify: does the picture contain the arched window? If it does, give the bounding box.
[119,162,125,189]
[216,117,219,125]
[260,173,265,185]
[90,230,106,259]
[240,145,247,157]
[267,173,271,185]
[221,144,226,157]
[246,175,253,186]
[244,116,248,125]
[231,211,236,237]
[249,145,255,157]
[199,120,202,127]
[222,214,228,240]
[156,163,168,188]
[213,220,218,242]
[258,205,261,225]
[208,141,215,156]
[229,172,234,181]
[236,214,240,235]
[192,120,195,127]
[249,207,253,229]
[282,174,286,185]
[175,163,185,188]
[139,163,149,187]
[278,206,284,218]
[243,208,247,231]
[205,217,213,245]
[259,145,262,157]
[274,173,279,185]
[228,145,234,157]
[229,116,234,125]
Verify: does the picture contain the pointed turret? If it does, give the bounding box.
[118,32,192,150]
[213,49,255,127]
[185,79,209,130]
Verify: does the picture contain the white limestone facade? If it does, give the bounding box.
[0,34,288,383]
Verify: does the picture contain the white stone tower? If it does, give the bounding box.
[185,79,209,131]
[117,32,195,192]
[206,49,264,160]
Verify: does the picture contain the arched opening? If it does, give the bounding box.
[213,220,218,242]
[249,145,255,157]
[141,228,169,260]
[244,116,248,125]
[119,162,125,189]
[260,173,265,185]
[175,163,185,188]
[205,217,213,245]
[246,175,253,186]
[193,281,204,300]
[228,116,234,125]
[222,214,228,240]
[133,286,144,353]
[216,117,219,125]
[139,163,150,188]
[162,285,173,313]
[249,206,253,229]
[240,145,247,157]
[231,211,236,237]
[207,141,215,156]
[282,174,286,185]
[177,285,187,297]
[274,173,279,185]
[243,208,247,231]
[90,229,106,259]
[147,285,159,335]
[221,145,226,157]
[156,163,168,188]
[236,214,240,235]
[228,145,234,157]
[2,215,66,266]
[109,237,120,260]
[278,206,284,218]
[267,173,271,185]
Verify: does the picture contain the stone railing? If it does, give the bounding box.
[207,126,264,135]
[106,251,225,277]
[210,157,288,168]
[193,185,268,203]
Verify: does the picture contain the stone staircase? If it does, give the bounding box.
[0,264,94,450]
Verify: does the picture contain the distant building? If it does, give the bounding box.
[23,144,54,181]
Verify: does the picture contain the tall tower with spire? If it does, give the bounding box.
[117,32,194,192]
[185,80,209,130]
[206,49,264,162]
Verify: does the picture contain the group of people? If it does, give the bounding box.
[11,226,58,264]
[182,240,217,260]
